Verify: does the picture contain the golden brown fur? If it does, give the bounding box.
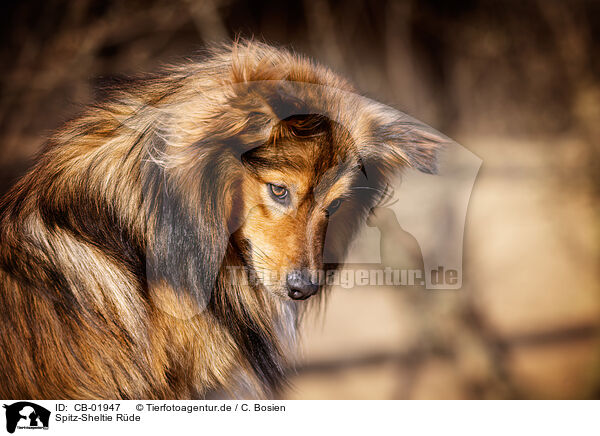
[0,40,443,399]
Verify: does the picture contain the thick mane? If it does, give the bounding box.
[0,40,340,399]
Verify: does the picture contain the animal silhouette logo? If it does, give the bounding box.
[2,402,50,434]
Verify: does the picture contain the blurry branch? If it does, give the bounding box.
[537,1,600,192]
[384,1,418,108]
[0,1,192,159]
[293,349,426,375]
[184,0,229,42]
[303,0,346,70]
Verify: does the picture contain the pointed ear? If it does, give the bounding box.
[241,82,447,175]
[142,134,239,316]
[357,103,448,175]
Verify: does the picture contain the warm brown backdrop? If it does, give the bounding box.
[1,0,599,399]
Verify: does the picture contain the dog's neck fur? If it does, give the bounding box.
[202,248,300,398]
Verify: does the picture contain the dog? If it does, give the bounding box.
[0,40,443,399]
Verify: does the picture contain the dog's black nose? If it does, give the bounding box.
[286,271,319,300]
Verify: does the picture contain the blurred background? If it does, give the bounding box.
[1,0,599,399]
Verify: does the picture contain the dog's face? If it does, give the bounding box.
[146,78,442,310]
[235,116,377,301]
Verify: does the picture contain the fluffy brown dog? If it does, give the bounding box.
[0,41,443,399]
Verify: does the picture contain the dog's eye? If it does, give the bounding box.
[326,198,343,216]
[268,183,289,203]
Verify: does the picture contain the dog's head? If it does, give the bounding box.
[237,112,369,300]
[143,42,446,309]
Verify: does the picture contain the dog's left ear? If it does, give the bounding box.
[356,103,448,175]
